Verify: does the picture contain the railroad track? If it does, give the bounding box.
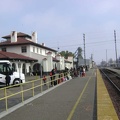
[99,68,120,119]
[100,68,120,92]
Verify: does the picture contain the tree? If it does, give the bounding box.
[101,60,107,66]
[108,58,113,64]
[59,50,74,59]
[74,47,83,59]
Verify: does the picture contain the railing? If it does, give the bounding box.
[0,72,69,113]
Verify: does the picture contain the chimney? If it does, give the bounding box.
[11,31,17,42]
[32,31,37,43]
[42,43,45,46]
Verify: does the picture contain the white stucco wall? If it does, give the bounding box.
[65,62,71,69]
[4,44,56,64]
[43,59,48,72]
[25,63,31,73]
[6,46,21,53]
[67,56,73,68]
[47,54,53,71]
[61,57,65,70]
[5,45,31,57]
[56,55,61,70]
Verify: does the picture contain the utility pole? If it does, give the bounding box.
[57,41,60,53]
[114,30,118,67]
[83,34,86,66]
[106,49,107,66]
[57,47,59,53]
[91,54,93,68]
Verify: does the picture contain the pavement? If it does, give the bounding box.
[25,75,40,81]
[0,69,96,120]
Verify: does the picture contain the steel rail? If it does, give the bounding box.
[100,69,120,92]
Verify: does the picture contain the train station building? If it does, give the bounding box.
[0,31,73,75]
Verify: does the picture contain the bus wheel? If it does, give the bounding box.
[13,79,20,85]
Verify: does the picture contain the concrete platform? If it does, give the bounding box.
[0,69,96,120]
[1,69,118,120]
[106,67,120,75]
[97,69,119,120]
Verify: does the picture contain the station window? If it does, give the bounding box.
[33,47,35,52]
[37,47,39,53]
[40,48,42,54]
[1,47,6,52]
[21,46,27,53]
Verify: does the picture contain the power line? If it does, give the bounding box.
[114,30,118,67]
[50,39,115,49]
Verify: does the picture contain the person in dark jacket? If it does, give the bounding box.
[5,74,11,86]
[49,71,53,85]
[43,75,46,85]
[52,68,56,85]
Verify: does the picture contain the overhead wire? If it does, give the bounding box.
[50,39,115,49]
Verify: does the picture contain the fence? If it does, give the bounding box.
[0,72,69,113]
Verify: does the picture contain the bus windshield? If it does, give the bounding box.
[0,62,13,75]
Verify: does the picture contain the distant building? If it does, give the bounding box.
[77,58,93,69]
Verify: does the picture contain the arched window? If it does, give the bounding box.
[33,63,42,75]
[22,63,26,74]
[12,63,16,72]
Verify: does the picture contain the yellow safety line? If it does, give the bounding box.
[67,70,95,120]
[97,69,119,120]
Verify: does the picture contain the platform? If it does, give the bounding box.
[0,69,119,120]
[97,69,119,120]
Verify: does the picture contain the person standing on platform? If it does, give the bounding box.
[52,68,56,86]
[83,67,86,76]
[80,67,83,77]
[49,71,53,86]
[5,74,11,86]
[43,75,46,85]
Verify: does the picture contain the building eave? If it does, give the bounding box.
[0,39,57,52]
[0,51,38,62]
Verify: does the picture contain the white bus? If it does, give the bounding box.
[0,60,25,85]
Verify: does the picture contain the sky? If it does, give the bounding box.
[0,0,120,64]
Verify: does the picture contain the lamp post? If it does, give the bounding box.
[18,60,21,80]
[40,64,43,78]
[106,49,107,66]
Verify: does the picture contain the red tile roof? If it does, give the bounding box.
[0,36,57,52]
[0,51,38,62]
[65,59,72,63]
[2,32,31,39]
[43,58,47,60]
[0,37,32,45]
[46,51,52,54]
[53,57,59,62]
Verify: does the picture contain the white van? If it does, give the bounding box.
[0,60,25,85]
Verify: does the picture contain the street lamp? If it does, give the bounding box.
[40,64,43,78]
[18,60,21,80]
